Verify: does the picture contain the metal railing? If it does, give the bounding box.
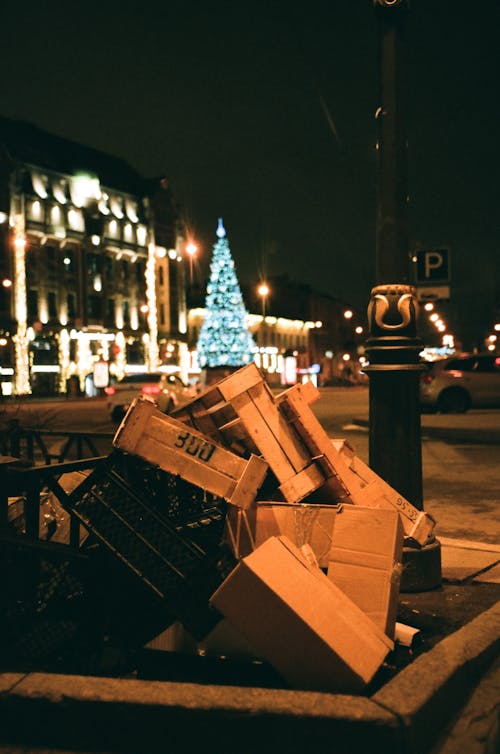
[0,419,114,465]
[0,455,106,546]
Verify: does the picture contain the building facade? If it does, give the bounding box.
[0,117,187,396]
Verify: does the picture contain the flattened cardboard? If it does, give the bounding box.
[327,506,404,637]
[210,535,393,693]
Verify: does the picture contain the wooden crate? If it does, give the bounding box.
[275,382,435,545]
[171,363,329,503]
[113,396,268,510]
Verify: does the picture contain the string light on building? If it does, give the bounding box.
[12,219,30,394]
[145,241,159,370]
[57,328,71,393]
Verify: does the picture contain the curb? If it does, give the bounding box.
[351,417,500,445]
[373,600,500,753]
[0,602,499,754]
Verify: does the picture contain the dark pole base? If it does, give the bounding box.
[400,538,442,592]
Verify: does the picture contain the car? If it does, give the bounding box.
[420,353,500,413]
[105,372,198,422]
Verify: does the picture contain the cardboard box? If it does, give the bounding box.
[253,502,339,567]
[146,619,259,660]
[327,506,404,637]
[210,535,393,693]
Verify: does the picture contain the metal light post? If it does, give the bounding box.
[365,0,441,590]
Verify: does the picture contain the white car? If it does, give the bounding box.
[420,354,500,413]
[105,372,197,422]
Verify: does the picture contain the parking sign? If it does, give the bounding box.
[415,249,450,284]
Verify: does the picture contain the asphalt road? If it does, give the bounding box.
[1,387,498,545]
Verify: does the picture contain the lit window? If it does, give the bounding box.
[98,192,110,215]
[50,205,62,225]
[125,198,138,222]
[29,200,43,222]
[137,225,147,246]
[109,196,124,218]
[52,179,68,204]
[107,219,119,238]
[124,223,134,243]
[32,172,48,198]
[68,208,84,232]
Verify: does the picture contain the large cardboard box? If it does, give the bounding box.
[327,506,404,638]
[210,535,393,693]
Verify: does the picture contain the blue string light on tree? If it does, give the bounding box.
[197,219,256,368]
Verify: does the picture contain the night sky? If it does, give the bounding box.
[0,0,498,349]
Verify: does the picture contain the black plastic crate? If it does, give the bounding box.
[66,458,236,639]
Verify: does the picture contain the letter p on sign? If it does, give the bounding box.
[415,248,450,283]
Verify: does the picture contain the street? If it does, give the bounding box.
[0,387,499,545]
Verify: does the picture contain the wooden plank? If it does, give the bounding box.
[230,387,309,481]
[229,454,269,510]
[278,463,326,503]
[113,396,156,453]
[276,380,320,406]
[216,362,265,402]
[276,385,353,499]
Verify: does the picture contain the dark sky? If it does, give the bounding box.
[0,0,498,348]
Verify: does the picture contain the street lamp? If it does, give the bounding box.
[365,0,440,591]
[185,241,198,284]
[257,282,270,317]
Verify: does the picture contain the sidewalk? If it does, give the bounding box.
[352,411,500,445]
[0,537,498,754]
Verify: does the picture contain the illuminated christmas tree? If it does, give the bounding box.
[197,219,256,368]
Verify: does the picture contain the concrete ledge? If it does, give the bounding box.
[0,674,401,754]
[0,602,499,754]
[373,600,500,753]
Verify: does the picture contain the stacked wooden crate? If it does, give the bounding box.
[171,363,435,546]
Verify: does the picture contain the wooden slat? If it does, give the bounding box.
[278,463,326,503]
[229,387,309,481]
[229,454,269,510]
[216,362,264,402]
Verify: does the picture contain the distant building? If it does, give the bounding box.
[0,117,188,396]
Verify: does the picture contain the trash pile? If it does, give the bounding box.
[49,363,436,693]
